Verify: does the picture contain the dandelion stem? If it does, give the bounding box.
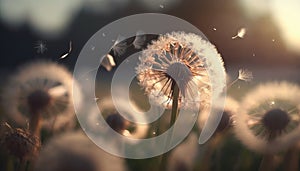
[159,82,180,171]
[29,111,41,138]
[259,154,275,171]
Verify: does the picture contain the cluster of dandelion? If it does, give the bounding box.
[1,30,300,171]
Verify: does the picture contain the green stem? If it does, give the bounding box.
[259,154,275,171]
[159,82,180,171]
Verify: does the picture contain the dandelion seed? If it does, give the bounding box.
[133,31,146,49]
[234,82,300,154]
[232,28,246,39]
[60,41,72,59]
[159,4,164,8]
[34,41,47,54]
[238,68,253,82]
[101,54,116,71]
[111,35,128,56]
[136,31,225,109]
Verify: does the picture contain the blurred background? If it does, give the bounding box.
[0,0,299,83]
[0,0,300,171]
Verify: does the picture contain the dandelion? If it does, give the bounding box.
[136,31,225,109]
[1,122,40,161]
[234,82,300,154]
[87,97,149,140]
[34,131,127,171]
[232,28,247,39]
[2,61,81,136]
[136,31,225,171]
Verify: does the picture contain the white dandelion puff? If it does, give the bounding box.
[1,61,82,135]
[232,28,247,39]
[60,41,72,59]
[34,131,127,171]
[133,31,146,49]
[234,82,300,154]
[136,31,225,109]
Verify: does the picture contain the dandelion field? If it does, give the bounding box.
[1,0,300,171]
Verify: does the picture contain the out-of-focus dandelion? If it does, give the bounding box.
[34,131,127,171]
[34,40,47,54]
[228,68,253,88]
[60,41,72,59]
[1,61,81,136]
[133,31,146,49]
[232,28,247,39]
[234,82,300,154]
[87,97,149,140]
[0,122,40,161]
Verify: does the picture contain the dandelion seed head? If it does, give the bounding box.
[137,32,225,109]
[2,61,80,132]
[238,68,253,82]
[234,82,300,154]
[87,97,149,140]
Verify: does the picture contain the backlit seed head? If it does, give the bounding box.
[234,82,300,154]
